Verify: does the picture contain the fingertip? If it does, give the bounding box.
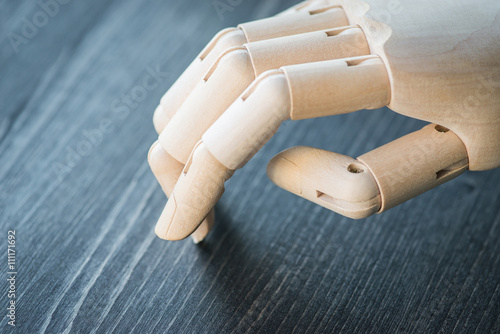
[267,146,381,219]
[191,209,216,244]
[153,104,171,134]
[148,141,160,165]
[155,143,231,241]
[148,143,185,196]
[155,194,193,241]
[155,197,175,240]
[155,190,212,241]
[267,149,302,195]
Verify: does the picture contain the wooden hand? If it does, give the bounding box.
[149,0,500,241]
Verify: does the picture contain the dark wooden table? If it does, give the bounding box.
[1,1,499,333]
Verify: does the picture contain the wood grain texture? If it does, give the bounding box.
[0,0,499,333]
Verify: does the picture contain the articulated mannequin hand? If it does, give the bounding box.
[148,0,500,242]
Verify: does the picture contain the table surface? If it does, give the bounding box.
[1,0,500,333]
